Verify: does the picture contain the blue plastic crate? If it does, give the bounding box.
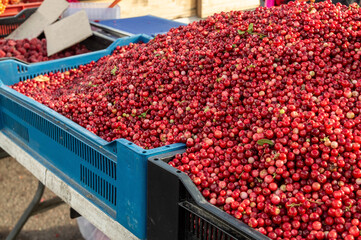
[0,34,186,239]
[97,15,187,37]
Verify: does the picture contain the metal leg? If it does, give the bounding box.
[32,196,64,216]
[6,181,65,240]
[6,182,45,240]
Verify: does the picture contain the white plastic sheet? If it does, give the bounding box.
[77,217,110,240]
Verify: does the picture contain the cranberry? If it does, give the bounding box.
[11,1,361,239]
[0,38,89,63]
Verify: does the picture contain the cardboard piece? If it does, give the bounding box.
[44,10,93,56]
[6,0,69,40]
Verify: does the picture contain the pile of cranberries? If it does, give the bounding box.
[0,38,89,63]
[10,1,361,239]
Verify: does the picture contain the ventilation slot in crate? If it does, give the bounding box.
[183,207,237,240]
[0,24,18,37]
[18,65,80,82]
[1,96,116,180]
[80,164,117,206]
[1,112,29,142]
[17,64,28,73]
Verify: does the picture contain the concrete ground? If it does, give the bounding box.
[0,156,84,240]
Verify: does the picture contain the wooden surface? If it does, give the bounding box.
[81,0,260,19]
[0,132,138,240]
[197,0,260,18]
[86,0,197,19]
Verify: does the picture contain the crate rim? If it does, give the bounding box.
[0,34,151,66]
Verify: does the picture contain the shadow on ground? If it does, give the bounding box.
[0,157,83,240]
[0,225,83,240]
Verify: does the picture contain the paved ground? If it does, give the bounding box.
[0,156,84,240]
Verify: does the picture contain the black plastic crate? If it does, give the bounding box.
[0,8,37,38]
[147,151,270,240]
